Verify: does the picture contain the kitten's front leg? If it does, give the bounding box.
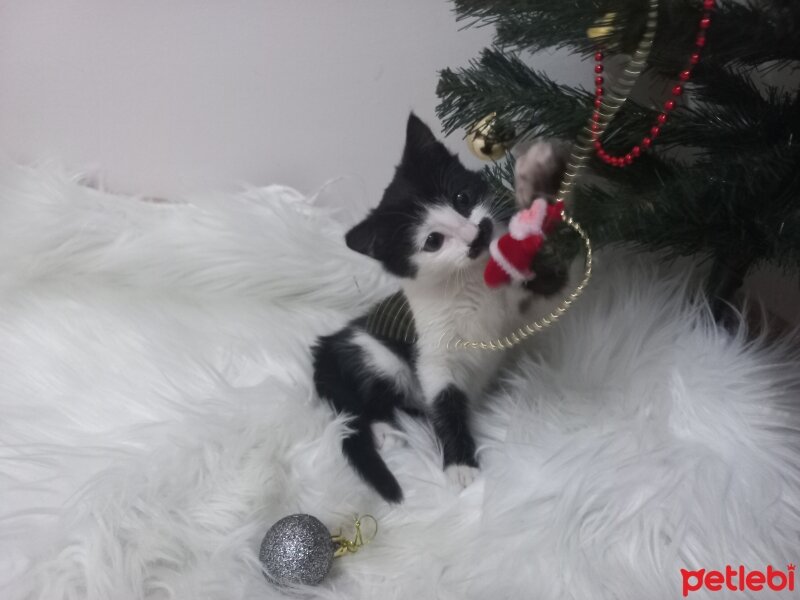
[515,141,571,296]
[431,385,479,489]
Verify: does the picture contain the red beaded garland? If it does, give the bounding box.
[592,0,715,167]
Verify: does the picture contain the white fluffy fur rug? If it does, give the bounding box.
[1,164,799,600]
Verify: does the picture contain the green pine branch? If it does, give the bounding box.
[437,49,591,139]
[438,0,800,284]
[452,0,800,73]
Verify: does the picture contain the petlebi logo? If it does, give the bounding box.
[681,564,795,596]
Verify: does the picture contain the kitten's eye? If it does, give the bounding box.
[454,192,470,212]
[423,232,444,252]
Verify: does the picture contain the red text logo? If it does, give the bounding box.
[681,565,795,596]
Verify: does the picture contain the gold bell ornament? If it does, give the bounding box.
[466,113,507,161]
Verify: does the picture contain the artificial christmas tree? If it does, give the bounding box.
[437,0,800,319]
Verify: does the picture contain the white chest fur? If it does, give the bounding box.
[401,267,527,403]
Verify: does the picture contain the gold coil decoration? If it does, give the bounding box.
[557,1,659,213]
[365,290,416,344]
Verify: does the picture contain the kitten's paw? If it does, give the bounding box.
[445,464,480,490]
[372,422,402,451]
[514,142,565,209]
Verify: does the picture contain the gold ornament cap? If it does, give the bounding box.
[587,11,617,40]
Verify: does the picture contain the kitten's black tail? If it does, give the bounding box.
[342,420,403,503]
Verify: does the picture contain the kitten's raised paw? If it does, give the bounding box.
[514,142,565,209]
[445,464,480,490]
[372,422,402,451]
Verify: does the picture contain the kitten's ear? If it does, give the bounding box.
[401,113,447,167]
[345,215,380,258]
[405,112,437,152]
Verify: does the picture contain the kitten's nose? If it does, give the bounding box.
[468,218,493,259]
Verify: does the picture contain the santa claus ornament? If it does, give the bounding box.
[484,197,564,289]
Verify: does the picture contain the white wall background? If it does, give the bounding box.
[0,1,795,323]
[0,0,507,202]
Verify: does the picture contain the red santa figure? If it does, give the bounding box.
[484,197,564,288]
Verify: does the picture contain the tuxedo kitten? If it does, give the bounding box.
[312,113,566,502]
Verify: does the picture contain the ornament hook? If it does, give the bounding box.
[331,514,378,558]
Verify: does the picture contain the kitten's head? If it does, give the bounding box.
[346,113,499,282]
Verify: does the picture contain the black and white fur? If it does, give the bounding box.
[313,114,566,502]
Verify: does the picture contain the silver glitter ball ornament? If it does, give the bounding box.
[259,514,335,586]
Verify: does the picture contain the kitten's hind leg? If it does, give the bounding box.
[430,385,480,490]
[371,420,404,451]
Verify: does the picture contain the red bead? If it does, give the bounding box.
[696,35,706,48]
[595,51,604,61]
[657,113,668,125]
[704,0,715,10]
[690,53,701,65]
[664,99,676,111]
[595,64,604,74]
[700,17,711,29]
[594,140,602,150]
[651,126,661,138]
[591,123,600,132]
[593,112,601,122]
[632,146,641,157]
[594,98,603,108]
[672,85,683,96]
[679,70,691,81]
[596,87,604,96]
[642,137,652,148]
[595,76,604,86]
[616,157,625,167]
[625,154,634,165]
